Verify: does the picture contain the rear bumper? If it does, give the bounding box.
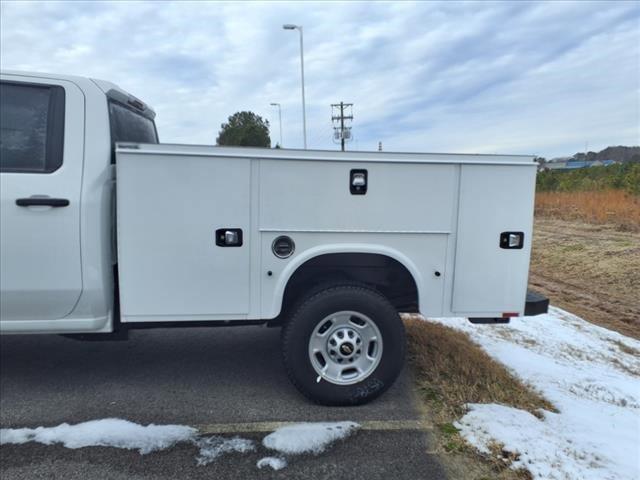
[524,290,549,316]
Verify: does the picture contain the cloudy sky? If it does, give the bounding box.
[1,1,638,157]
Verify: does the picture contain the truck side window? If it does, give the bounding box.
[0,82,65,173]
[108,101,158,162]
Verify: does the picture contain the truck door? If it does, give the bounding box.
[0,77,84,321]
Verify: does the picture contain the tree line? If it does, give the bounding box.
[536,162,640,195]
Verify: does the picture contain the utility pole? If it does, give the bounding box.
[331,102,353,151]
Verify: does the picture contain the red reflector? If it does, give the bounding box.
[502,312,519,318]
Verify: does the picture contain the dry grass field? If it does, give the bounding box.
[535,190,640,232]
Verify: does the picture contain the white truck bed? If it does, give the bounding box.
[116,144,537,323]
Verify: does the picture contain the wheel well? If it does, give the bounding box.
[276,253,418,323]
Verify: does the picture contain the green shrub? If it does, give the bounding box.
[537,163,640,195]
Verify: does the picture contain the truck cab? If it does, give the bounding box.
[1,71,155,333]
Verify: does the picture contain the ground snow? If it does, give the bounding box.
[262,421,360,455]
[0,419,361,471]
[195,436,255,465]
[427,306,640,480]
[0,419,255,465]
[0,418,196,454]
[257,456,288,470]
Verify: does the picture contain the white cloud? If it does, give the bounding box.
[1,0,638,157]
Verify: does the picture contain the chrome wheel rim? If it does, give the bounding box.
[308,310,383,386]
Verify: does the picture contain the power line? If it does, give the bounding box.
[331,102,353,151]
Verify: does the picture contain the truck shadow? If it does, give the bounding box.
[0,326,415,427]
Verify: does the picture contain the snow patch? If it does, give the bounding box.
[456,404,606,479]
[195,436,255,466]
[0,418,196,454]
[257,456,287,470]
[426,306,640,480]
[262,421,359,455]
[0,419,255,466]
[1,419,361,470]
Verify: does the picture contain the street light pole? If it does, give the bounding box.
[283,24,307,149]
[270,102,283,147]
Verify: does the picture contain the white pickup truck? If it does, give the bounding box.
[0,71,548,405]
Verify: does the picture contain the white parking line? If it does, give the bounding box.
[195,419,433,435]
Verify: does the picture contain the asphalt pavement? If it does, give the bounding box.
[0,325,446,479]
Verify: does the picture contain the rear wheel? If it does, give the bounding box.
[281,285,405,406]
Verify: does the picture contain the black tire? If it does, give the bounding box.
[281,284,405,406]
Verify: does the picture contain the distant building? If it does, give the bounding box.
[565,160,590,169]
[544,160,568,171]
[591,159,617,167]
[542,159,618,172]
